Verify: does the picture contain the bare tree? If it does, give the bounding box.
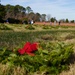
[46,14,51,21]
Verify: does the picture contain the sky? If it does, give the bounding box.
[1,0,75,20]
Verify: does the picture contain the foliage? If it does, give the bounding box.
[0,4,6,19]
[26,6,32,14]
[65,19,69,23]
[25,25,35,30]
[42,25,60,29]
[0,4,75,23]
[22,18,28,24]
[7,18,21,24]
[1,4,42,23]
[0,23,12,30]
[50,17,56,22]
[41,34,54,40]
[65,33,75,40]
[41,14,46,21]
[0,17,4,23]
[0,28,75,50]
[0,42,74,75]
[42,25,50,29]
[0,25,75,74]
[70,20,75,23]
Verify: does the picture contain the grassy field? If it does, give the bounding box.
[0,23,75,75]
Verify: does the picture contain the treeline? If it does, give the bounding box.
[0,4,45,24]
[0,4,75,23]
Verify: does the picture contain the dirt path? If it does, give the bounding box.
[34,22,75,26]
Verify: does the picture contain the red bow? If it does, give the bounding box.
[18,42,38,56]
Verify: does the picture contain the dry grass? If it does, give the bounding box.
[0,64,27,75]
[60,64,75,75]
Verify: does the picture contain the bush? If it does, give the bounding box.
[0,23,12,30]
[22,18,28,24]
[7,18,21,24]
[0,42,74,75]
[25,25,35,30]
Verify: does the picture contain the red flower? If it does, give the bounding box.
[18,42,38,56]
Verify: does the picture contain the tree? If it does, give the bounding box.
[28,12,35,20]
[0,4,6,18]
[70,20,74,23]
[35,13,41,22]
[5,4,15,19]
[5,4,26,20]
[50,17,56,22]
[46,14,51,21]
[14,5,26,19]
[65,18,69,23]
[5,4,10,13]
[26,6,33,14]
[41,14,46,21]
[0,4,6,22]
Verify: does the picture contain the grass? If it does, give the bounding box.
[0,64,27,75]
[0,23,75,75]
[0,30,75,50]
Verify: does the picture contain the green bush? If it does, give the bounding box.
[0,42,74,75]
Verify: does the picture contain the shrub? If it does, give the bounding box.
[22,18,28,24]
[0,42,74,75]
[7,18,21,24]
[25,25,35,30]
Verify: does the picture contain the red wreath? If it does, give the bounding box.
[18,42,39,56]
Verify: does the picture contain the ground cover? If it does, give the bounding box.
[0,23,75,75]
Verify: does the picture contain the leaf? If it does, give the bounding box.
[39,65,47,72]
[9,53,17,57]
[42,50,49,54]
